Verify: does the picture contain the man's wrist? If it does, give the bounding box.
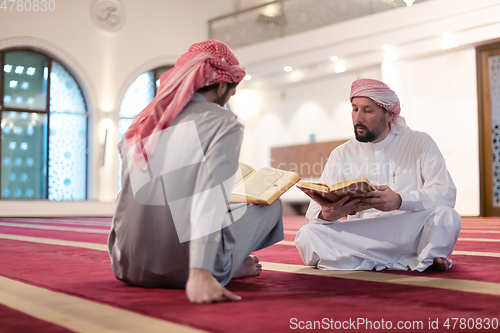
[319,210,340,221]
[396,194,402,210]
[319,211,330,220]
[189,267,212,278]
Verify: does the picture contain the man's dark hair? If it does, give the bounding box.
[197,82,238,93]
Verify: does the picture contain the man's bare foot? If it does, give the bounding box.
[233,255,262,279]
[427,257,450,272]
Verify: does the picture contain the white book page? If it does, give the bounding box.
[232,163,255,189]
[233,168,284,197]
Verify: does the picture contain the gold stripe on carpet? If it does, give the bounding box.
[0,234,108,251]
[462,221,500,223]
[261,262,500,296]
[0,218,111,227]
[459,238,500,242]
[0,222,109,234]
[276,240,500,257]
[462,220,500,222]
[460,230,500,234]
[452,251,500,258]
[0,276,206,333]
[4,234,498,259]
[279,238,500,245]
[461,225,500,228]
[3,234,500,296]
[277,240,296,246]
[285,230,500,236]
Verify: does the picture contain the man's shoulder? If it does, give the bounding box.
[187,100,229,115]
[400,128,435,145]
[181,101,242,127]
[328,139,357,159]
[336,138,362,150]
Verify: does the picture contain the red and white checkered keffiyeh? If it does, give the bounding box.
[125,40,246,170]
[350,78,408,133]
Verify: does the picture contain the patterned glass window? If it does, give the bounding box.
[489,54,500,207]
[1,50,88,200]
[50,62,86,114]
[3,52,47,111]
[1,112,47,199]
[119,72,154,119]
[48,113,87,201]
[118,66,172,189]
[48,61,87,200]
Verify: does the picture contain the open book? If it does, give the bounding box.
[230,163,300,205]
[296,177,377,212]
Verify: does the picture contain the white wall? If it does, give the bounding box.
[232,67,381,168]
[228,0,500,216]
[0,0,496,216]
[393,49,480,216]
[231,48,480,216]
[0,0,235,215]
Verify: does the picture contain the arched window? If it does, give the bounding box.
[118,66,173,187]
[1,49,88,200]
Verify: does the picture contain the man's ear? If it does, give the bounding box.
[217,82,227,96]
[386,111,395,124]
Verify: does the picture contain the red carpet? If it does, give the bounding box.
[0,216,499,332]
[0,226,108,243]
[0,303,74,333]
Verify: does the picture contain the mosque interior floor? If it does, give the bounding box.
[0,216,499,333]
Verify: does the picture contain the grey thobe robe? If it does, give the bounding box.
[108,93,283,288]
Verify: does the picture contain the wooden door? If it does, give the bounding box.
[477,42,500,216]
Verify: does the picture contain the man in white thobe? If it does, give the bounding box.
[295,78,461,272]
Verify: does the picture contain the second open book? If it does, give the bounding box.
[296,177,377,212]
[230,163,300,205]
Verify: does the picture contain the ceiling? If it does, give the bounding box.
[209,0,432,49]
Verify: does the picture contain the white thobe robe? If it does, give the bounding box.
[295,126,461,271]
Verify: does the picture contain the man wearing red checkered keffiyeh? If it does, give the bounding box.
[296,78,461,274]
[125,40,247,170]
[110,40,284,304]
[349,77,408,138]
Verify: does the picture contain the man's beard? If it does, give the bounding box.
[214,88,232,107]
[354,117,387,142]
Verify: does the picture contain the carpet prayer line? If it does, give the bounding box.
[0,233,499,296]
[0,276,205,333]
